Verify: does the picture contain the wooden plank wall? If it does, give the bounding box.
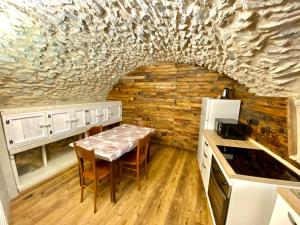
[107,63,297,167]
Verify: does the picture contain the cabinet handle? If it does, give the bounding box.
[288,212,298,225]
[39,124,51,128]
[66,119,79,123]
[202,162,206,169]
[204,152,208,158]
[96,114,104,117]
[205,142,208,147]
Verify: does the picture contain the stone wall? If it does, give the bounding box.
[108,63,299,168]
[0,0,300,109]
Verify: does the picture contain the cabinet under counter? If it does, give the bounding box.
[200,129,300,225]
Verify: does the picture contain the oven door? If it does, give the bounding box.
[208,157,231,225]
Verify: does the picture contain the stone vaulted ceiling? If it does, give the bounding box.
[0,0,300,107]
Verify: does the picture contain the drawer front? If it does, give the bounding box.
[200,138,213,193]
[202,139,212,166]
[200,159,210,193]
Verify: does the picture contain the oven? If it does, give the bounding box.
[208,156,232,225]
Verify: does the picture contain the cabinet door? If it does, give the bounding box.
[85,108,100,126]
[2,112,48,150]
[110,103,122,121]
[73,108,88,130]
[47,110,72,136]
[99,105,109,124]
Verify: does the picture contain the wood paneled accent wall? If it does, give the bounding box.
[108,63,295,166]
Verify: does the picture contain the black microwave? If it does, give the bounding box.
[214,118,247,140]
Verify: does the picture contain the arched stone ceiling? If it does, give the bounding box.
[0,0,300,107]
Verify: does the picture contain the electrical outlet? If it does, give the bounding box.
[248,118,259,126]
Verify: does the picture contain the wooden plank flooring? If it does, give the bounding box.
[10,144,213,225]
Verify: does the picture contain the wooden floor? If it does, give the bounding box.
[10,144,213,225]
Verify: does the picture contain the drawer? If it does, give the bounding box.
[200,158,211,193]
[202,139,212,165]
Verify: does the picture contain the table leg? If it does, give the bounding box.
[147,146,151,162]
[110,160,117,203]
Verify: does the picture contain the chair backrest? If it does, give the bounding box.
[136,120,151,127]
[74,143,96,176]
[87,126,102,137]
[137,134,150,163]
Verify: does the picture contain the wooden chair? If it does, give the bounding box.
[74,143,110,213]
[87,126,102,137]
[135,120,152,162]
[119,134,151,190]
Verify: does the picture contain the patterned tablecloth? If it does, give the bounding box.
[74,124,155,161]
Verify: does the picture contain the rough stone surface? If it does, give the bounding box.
[0,0,300,107]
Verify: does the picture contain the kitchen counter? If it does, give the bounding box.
[199,130,300,225]
[203,129,300,187]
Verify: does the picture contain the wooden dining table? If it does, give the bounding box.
[74,124,155,203]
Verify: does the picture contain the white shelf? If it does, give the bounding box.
[18,150,77,191]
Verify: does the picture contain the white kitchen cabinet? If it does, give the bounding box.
[202,130,300,225]
[101,102,122,126]
[269,191,300,225]
[98,105,110,124]
[2,101,122,154]
[0,101,122,192]
[2,112,49,150]
[85,108,100,126]
[110,102,122,121]
[46,109,72,137]
[73,108,89,130]
[200,137,212,193]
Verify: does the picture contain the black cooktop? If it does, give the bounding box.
[217,145,300,182]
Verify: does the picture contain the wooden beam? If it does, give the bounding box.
[287,97,297,156]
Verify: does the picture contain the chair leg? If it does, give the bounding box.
[147,146,150,162]
[80,186,84,203]
[80,177,84,202]
[94,179,97,213]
